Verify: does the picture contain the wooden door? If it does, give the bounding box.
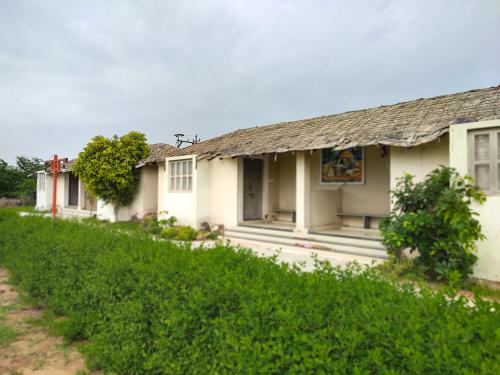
[243,159,263,220]
[68,173,79,207]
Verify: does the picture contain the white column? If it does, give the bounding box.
[262,155,269,220]
[295,151,311,233]
[77,179,84,211]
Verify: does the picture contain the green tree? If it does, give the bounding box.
[0,156,43,203]
[72,132,149,210]
[0,159,21,197]
[380,166,486,281]
[14,156,44,202]
[16,155,45,177]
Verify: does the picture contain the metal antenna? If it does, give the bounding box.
[174,133,185,148]
[174,133,201,148]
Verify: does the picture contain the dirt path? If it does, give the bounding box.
[0,268,92,375]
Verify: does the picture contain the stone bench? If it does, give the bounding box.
[272,208,296,223]
[337,212,388,229]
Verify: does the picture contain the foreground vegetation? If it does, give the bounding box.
[0,210,498,373]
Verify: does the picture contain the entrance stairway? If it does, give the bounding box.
[224,225,388,260]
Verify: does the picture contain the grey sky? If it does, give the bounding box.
[1,0,499,164]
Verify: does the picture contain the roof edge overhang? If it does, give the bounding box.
[199,126,450,160]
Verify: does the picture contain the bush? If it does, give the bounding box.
[141,216,162,235]
[160,225,197,241]
[0,210,498,374]
[380,166,486,281]
[72,132,149,209]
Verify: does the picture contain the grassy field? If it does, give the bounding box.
[0,209,499,374]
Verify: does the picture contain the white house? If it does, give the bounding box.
[36,143,178,222]
[158,85,500,281]
[36,85,500,281]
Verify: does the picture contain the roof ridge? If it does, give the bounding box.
[245,84,500,131]
[171,84,500,158]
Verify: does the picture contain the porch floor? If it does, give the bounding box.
[240,220,294,231]
[240,220,382,241]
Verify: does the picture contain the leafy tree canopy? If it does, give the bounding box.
[0,156,44,202]
[380,166,486,281]
[72,131,149,208]
[16,155,45,177]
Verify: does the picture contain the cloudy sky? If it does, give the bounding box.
[1,1,499,163]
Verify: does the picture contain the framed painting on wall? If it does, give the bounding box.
[320,147,364,184]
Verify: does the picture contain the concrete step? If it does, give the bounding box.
[226,225,385,251]
[224,228,388,260]
[224,237,384,270]
[59,208,94,218]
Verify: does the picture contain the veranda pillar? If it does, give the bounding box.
[295,151,311,233]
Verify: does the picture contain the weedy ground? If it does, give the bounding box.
[376,257,500,302]
[0,267,96,375]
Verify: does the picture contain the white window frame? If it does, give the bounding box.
[468,127,500,195]
[168,159,193,192]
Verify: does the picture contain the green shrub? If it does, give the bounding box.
[72,131,149,209]
[158,215,177,228]
[160,225,197,241]
[141,214,177,236]
[0,209,498,374]
[205,231,219,240]
[195,229,219,241]
[141,216,162,235]
[380,166,486,281]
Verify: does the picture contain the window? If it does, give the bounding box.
[469,128,500,194]
[169,159,193,192]
[37,172,46,191]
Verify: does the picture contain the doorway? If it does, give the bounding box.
[68,173,79,207]
[243,158,263,220]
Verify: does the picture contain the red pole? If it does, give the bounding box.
[51,154,59,219]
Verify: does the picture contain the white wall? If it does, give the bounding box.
[206,157,239,227]
[277,153,296,210]
[390,135,449,189]
[35,172,50,210]
[389,137,449,230]
[306,146,390,228]
[41,166,158,222]
[449,120,500,282]
[157,162,165,215]
[195,159,212,225]
[160,156,240,229]
[56,173,65,209]
[341,146,390,215]
[127,165,158,219]
[266,152,297,221]
[161,155,198,228]
[96,201,128,222]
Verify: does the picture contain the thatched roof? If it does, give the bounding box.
[176,85,500,160]
[136,143,179,167]
[52,143,178,172]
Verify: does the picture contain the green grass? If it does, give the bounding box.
[80,216,142,233]
[2,205,36,213]
[0,208,499,374]
[0,322,19,346]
